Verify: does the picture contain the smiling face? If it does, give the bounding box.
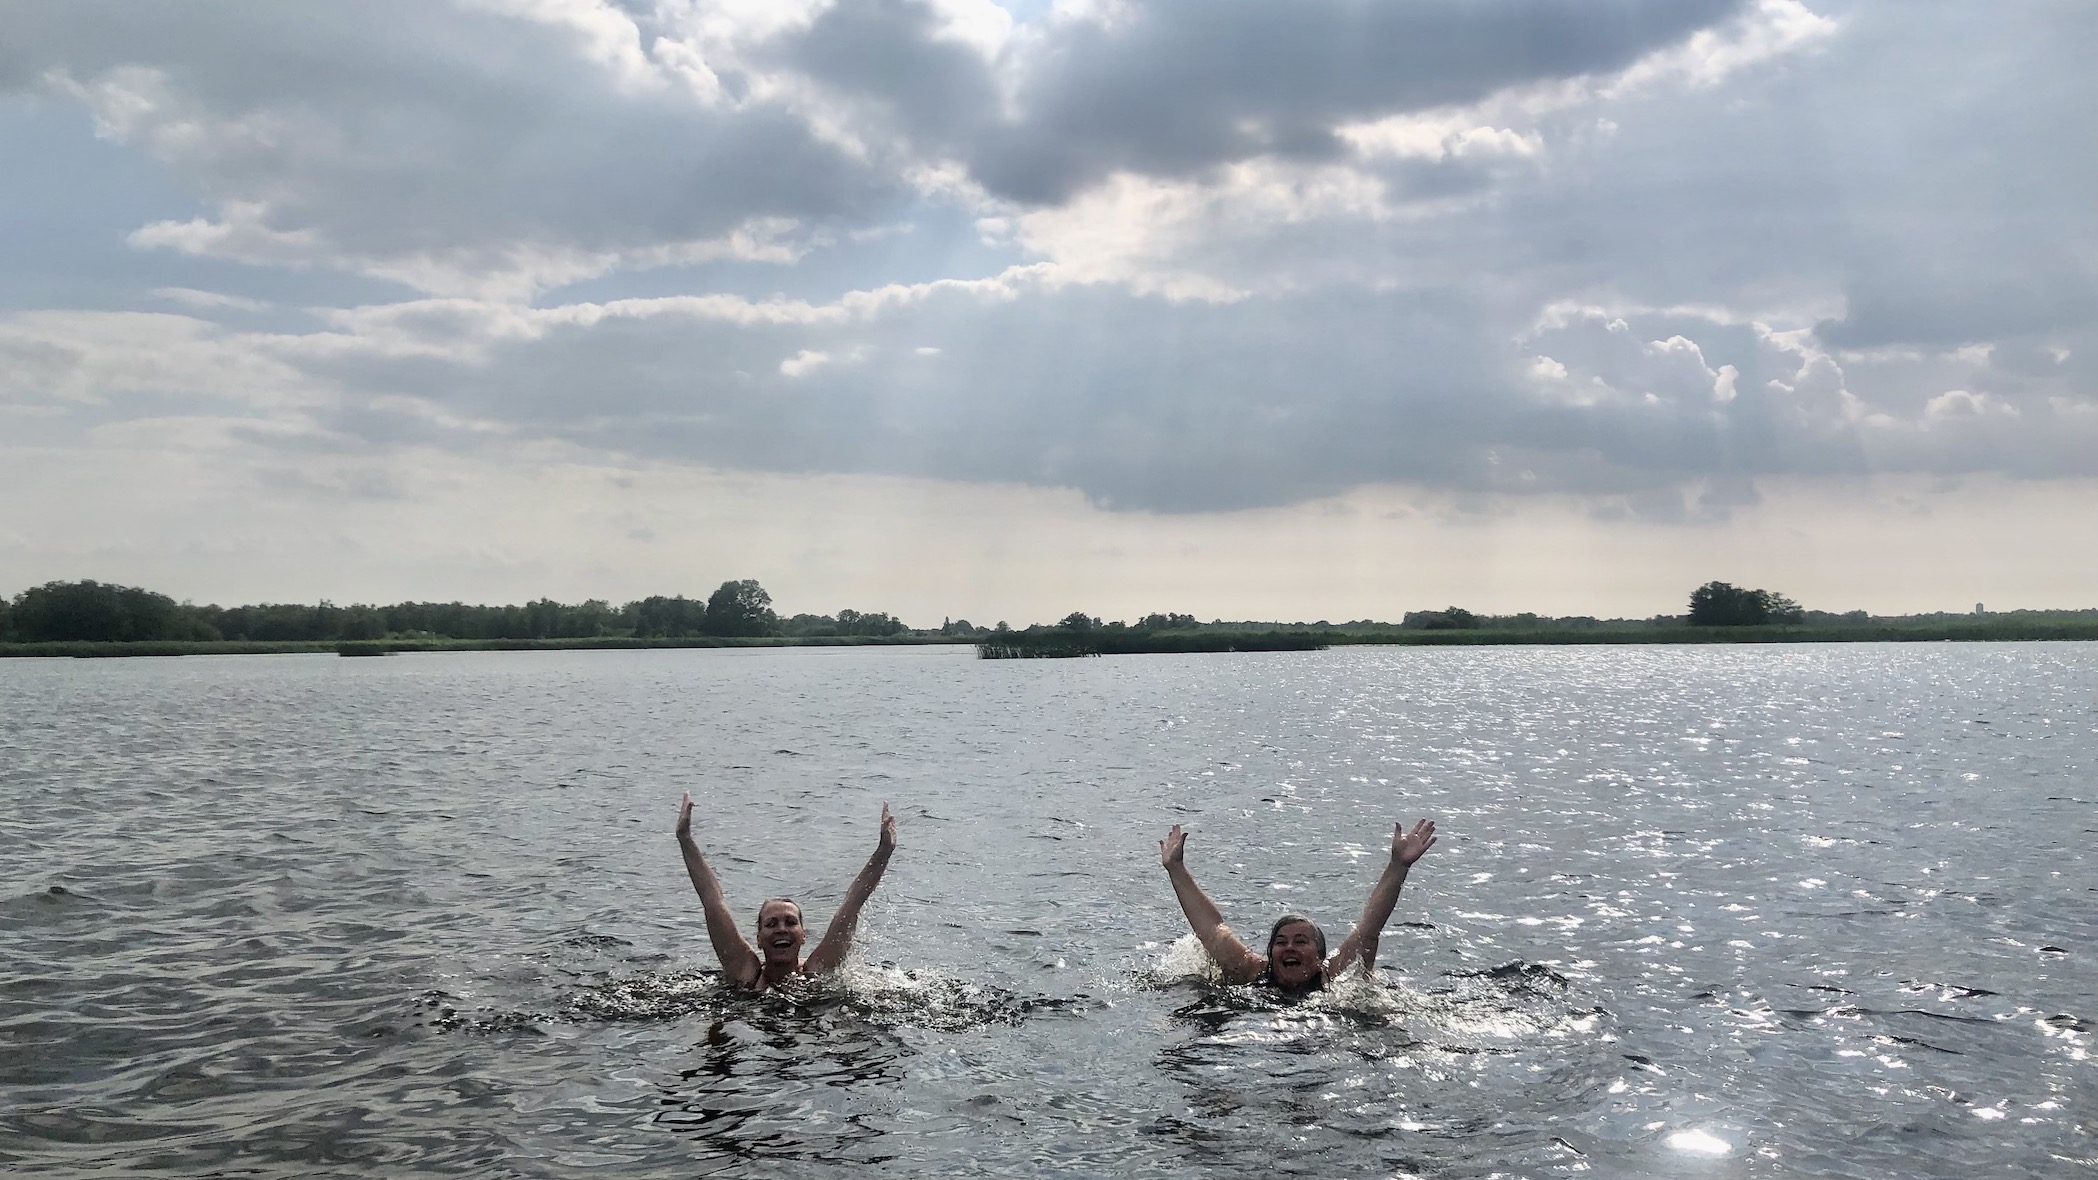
[1265,918,1326,991]
[755,898,806,966]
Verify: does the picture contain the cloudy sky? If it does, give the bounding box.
[3,0,2092,623]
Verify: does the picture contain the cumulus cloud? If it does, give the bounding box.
[9,0,903,294]
[1,0,2092,520]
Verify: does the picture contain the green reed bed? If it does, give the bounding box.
[977,630,1331,659]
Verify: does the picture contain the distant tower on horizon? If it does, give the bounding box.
[1974,602,1986,615]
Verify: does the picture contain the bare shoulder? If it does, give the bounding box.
[1209,924,1266,983]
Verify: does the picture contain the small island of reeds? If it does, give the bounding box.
[977,628,1329,658]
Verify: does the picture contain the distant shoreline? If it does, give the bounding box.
[978,620,2098,658]
[0,635,969,658]
[5,620,2095,659]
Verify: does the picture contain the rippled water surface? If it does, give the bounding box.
[3,644,2094,1177]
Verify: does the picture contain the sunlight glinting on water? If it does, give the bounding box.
[1,643,2092,1177]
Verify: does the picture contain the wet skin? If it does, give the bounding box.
[756,899,807,972]
[676,793,898,991]
[1160,819,1438,989]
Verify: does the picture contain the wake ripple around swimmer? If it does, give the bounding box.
[421,963,1090,1035]
[1141,934,1609,1049]
[1140,936,1620,1174]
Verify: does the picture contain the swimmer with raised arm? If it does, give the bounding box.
[1159,819,1437,993]
[675,792,898,991]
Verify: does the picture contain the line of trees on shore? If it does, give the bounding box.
[0,579,911,645]
[1000,582,2098,640]
[1029,584,1821,636]
[6,578,2094,647]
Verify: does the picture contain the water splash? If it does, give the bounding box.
[423,961,1089,1034]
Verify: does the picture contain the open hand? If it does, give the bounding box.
[1159,823,1187,869]
[878,802,898,852]
[676,791,693,840]
[1392,818,1437,866]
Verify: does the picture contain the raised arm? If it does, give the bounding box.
[802,803,898,975]
[675,792,761,988]
[1159,824,1265,984]
[1325,819,1437,980]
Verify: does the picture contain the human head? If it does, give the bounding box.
[755,897,806,965]
[1265,915,1327,991]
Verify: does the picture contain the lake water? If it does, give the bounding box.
[3,643,2094,1178]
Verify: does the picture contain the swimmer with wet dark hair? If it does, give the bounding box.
[1159,819,1437,994]
[675,792,898,991]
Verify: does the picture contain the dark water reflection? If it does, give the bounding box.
[654,1010,907,1171]
[3,643,2094,1177]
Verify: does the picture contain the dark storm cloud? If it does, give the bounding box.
[762,0,1747,202]
[775,0,1003,144]
[975,0,1743,201]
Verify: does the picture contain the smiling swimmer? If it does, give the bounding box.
[1159,818,1437,994]
[675,792,898,991]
